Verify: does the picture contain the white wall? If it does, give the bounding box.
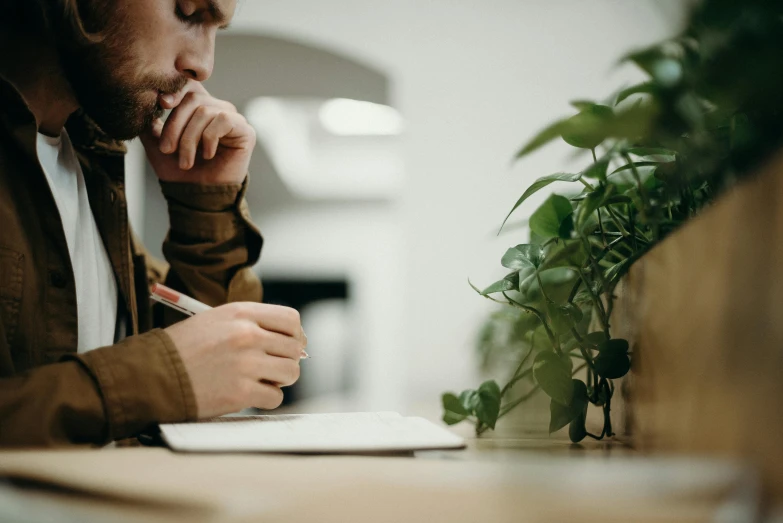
[145,1,688,413]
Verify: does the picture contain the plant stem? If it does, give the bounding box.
[476,357,587,436]
[502,292,559,353]
[500,343,535,399]
[535,272,552,304]
[574,264,609,335]
[570,328,596,372]
[597,211,608,247]
[497,386,541,419]
[623,153,650,208]
[605,205,631,237]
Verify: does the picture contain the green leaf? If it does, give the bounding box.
[442,393,469,425]
[501,244,544,270]
[585,331,609,347]
[599,339,630,354]
[475,380,502,429]
[557,213,575,240]
[624,45,684,87]
[568,410,588,443]
[594,339,631,379]
[539,241,585,271]
[530,195,574,240]
[546,303,582,334]
[582,158,610,181]
[573,289,593,305]
[533,351,574,406]
[549,380,588,433]
[561,105,614,149]
[499,172,581,233]
[627,147,676,159]
[547,304,572,335]
[574,187,607,230]
[515,118,571,158]
[611,161,661,175]
[459,389,480,413]
[570,100,597,111]
[516,102,657,159]
[603,194,633,206]
[480,272,519,295]
[604,256,636,284]
[614,82,656,105]
[564,303,584,324]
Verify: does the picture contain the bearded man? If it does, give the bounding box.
[0,0,306,446]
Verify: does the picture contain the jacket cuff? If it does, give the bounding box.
[70,329,198,440]
[160,178,258,242]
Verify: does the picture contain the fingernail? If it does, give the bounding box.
[161,94,174,106]
[180,157,190,170]
[159,140,170,153]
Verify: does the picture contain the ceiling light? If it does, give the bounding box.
[319,98,404,136]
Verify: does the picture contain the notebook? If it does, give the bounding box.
[159,412,467,454]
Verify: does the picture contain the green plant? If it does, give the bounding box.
[442,0,783,441]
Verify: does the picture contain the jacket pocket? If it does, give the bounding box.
[0,247,24,348]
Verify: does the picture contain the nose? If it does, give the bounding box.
[175,31,216,82]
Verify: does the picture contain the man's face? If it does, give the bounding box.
[60,0,235,140]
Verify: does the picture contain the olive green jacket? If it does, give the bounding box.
[0,75,263,447]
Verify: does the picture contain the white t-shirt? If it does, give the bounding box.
[37,130,118,353]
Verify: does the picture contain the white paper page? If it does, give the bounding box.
[160,412,466,453]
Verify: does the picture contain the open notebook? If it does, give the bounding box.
[159,412,467,454]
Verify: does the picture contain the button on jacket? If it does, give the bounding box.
[0,75,264,446]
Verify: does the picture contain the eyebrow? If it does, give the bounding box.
[204,0,232,29]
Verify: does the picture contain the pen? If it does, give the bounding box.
[150,283,309,359]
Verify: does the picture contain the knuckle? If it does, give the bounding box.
[230,322,258,346]
[284,307,301,325]
[229,301,252,319]
[203,126,217,141]
[194,105,211,119]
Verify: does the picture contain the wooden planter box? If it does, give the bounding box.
[613,151,783,504]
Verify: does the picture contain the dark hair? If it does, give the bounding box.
[5,0,101,42]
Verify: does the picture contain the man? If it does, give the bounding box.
[0,0,305,446]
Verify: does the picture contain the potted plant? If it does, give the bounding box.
[442,0,783,443]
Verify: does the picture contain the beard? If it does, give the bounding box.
[56,8,187,141]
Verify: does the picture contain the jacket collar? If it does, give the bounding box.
[0,72,127,157]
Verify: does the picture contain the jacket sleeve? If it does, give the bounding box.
[134,178,264,327]
[0,327,196,447]
[0,180,262,447]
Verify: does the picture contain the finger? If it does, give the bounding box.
[159,92,204,154]
[178,106,218,169]
[249,381,285,410]
[253,354,301,387]
[201,112,235,160]
[231,303,302,339]
[151,117,164,139]
[257,329,305,361]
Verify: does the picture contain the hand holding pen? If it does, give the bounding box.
[151,284,309,360]
[153,284,308,418]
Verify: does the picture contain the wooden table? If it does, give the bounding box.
[0,429,758,523]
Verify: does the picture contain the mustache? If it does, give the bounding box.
[142,75,189,96]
